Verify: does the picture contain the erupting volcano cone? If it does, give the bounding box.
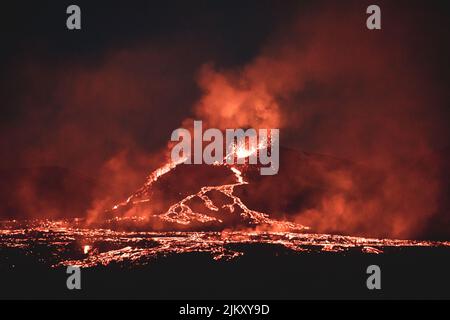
[104,147,314,232]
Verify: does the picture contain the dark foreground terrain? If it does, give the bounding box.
[1,219,450,299]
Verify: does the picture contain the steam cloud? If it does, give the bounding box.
[189,1,448,238]
[1,1,449,239]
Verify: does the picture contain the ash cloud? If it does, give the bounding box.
[0,1,449,239]
[192,0,450,238]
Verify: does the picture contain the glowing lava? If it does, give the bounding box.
[108,140,305,231]
[1,219,449,269]
[83,245,92,254]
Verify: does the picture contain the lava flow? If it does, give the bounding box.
[1,219,450,269]
[105,140,306,232]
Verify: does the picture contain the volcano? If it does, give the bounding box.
[100,147,311,232]
[97,143,378,233]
